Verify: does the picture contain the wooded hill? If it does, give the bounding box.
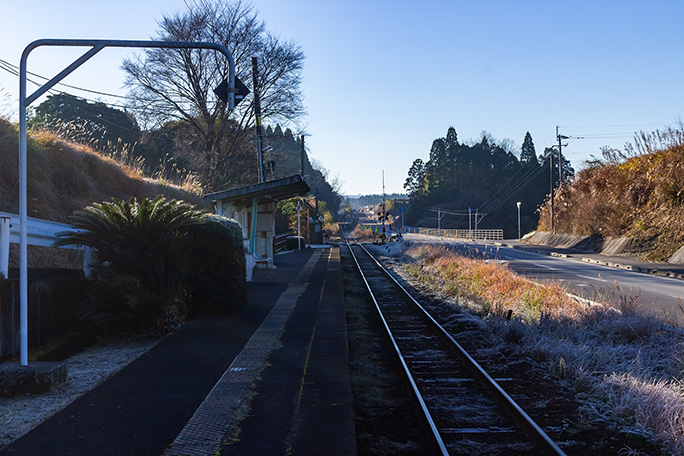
[403,127,572,237]
[538,128,684,261]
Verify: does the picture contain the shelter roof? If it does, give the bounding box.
[203,174,310,208]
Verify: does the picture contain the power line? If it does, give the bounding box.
[559,123,667,129]
[0,58,129,100]
[0,58,227,111]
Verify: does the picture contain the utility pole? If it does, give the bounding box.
[252,57,264,183]
[382,170,386,236]
[549,148,554,234]
[556,126,569,186]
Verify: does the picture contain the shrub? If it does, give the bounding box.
[56,196,202,332]
[182,214,247,315]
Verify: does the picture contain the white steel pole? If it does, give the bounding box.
[19,53,28,367]
[517,202,522,240]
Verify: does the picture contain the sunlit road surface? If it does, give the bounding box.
[404,233,684,327]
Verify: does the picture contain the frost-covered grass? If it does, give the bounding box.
[402,244,684,454]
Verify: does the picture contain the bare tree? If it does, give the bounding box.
[122,0,305,189]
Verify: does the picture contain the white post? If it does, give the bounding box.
[0,217,10,278]
[83,246,93,278]
[517,201,522,240]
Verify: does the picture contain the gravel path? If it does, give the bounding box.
[0,336,160,449]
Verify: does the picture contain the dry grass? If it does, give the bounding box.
[538,127,684,261]
[402,244,684,454]
[0,119,207,224]
[404,244,584,322]
[352,225,379,242]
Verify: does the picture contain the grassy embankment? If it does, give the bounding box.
[403,244,684,454]
[0,118,206,267]
[538,127,684,261]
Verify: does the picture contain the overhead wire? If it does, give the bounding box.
[0,57,228,111]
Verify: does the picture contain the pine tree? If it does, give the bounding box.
[521,132,538,165]
[445,126,458,149]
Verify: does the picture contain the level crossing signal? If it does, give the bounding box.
[213,76,250,107]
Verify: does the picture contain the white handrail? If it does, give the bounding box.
[0,211,90,277]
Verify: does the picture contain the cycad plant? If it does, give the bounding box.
[56,195,202,332]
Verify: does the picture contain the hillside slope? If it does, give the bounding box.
[0,119,207,224]
[538,129,684,261]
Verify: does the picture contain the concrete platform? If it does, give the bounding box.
[0,246,356,456]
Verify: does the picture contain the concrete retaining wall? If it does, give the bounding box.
[524,232,632,255]
[525,231,684,264]
[669,245,684,265]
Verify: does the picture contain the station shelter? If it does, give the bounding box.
[203,174,310,281]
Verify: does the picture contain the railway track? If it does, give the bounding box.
[342,229,566,455]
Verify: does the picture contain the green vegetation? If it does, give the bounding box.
[182,214,247,317]
[28,93,141,148]
[403,127,573,237]
[56,197,246,333]
[539,127,684,260]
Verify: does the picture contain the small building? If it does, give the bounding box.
[203,174,310,281]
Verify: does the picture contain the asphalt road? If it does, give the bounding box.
[405,233,684,326]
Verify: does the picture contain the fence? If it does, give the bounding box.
[0,211,91,277]
[273,233,289,254]
[404,226,503,241]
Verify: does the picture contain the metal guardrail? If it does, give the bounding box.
[0,211,80,248]
[404,226,504,241]
[0,211,90,277]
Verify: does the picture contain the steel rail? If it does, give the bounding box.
[341,228,448,455]
[341,226,566,456]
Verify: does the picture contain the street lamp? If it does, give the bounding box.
[516,202,522,240]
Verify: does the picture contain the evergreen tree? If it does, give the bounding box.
[404,158,425,196]
[29,93,141,147]
[521,131,538,165]
[445,126,458,149]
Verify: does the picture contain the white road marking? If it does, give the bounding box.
[577,274,608,282]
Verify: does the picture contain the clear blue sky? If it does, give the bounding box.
[1,0,682,196]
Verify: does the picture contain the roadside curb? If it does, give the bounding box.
[419,236,684,281]
[516,245,684,281]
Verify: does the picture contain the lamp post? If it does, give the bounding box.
[516,202,522,240]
